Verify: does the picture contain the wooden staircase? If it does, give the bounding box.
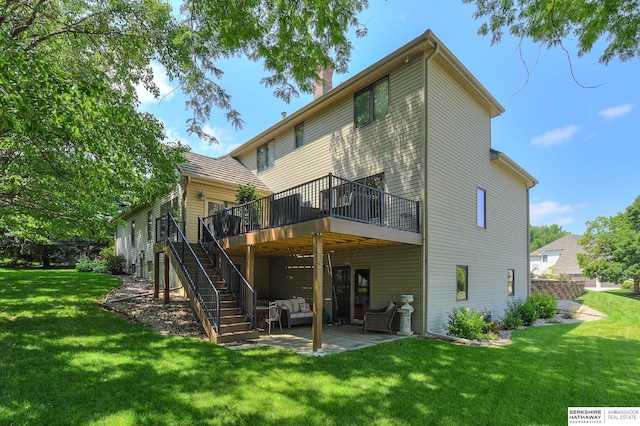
[172,243,259,344]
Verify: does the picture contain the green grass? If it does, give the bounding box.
[1,269,639,425]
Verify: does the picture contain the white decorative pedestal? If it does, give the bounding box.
[397,294,414,336]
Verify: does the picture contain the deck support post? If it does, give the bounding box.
[246,245,255,288]
[312,233,323,352]
[163,252,170,305]
[153,251,160,298]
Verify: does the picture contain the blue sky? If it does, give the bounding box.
[140,1,640,236]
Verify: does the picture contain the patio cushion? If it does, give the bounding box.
[291,297,301,312]
[299,302,311,313]
[289,312,312,319]
[276,299,294,312]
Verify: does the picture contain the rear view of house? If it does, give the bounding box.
[115,30,537,350]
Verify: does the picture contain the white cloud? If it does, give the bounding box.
[530,125,581,148]
[136,63,175,104]
[530,200,575,226]
[598,103,633,119]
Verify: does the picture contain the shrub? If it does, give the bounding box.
[519,298,539,326]
[105,254,126,275]
[75,256,107,273]
[98,246,126,275]
[501,299,525,329]
[528,290,558,319]
[446,307,486,340]
[621,281,634,289]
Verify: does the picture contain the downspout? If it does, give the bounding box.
[526,183,533,297]
[423,41,440,337]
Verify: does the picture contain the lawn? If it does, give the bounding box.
[1,269,639,425]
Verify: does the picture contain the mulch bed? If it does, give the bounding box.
[101,275,208,340]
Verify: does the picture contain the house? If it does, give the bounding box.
[530,233,617,289]
[115,30,537,349]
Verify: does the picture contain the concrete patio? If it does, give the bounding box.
[223,324,415,356]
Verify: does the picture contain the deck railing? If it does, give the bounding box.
[198,217,256,328]
[204,173,420,238]
[158,213,221,334]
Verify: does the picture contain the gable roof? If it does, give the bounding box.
[531,234,585,269]
[179,151,271,193]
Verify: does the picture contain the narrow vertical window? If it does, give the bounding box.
[257,140,274,171]
[147,211,153,241]
[294,122,304,148]
[131,220,136,248]
[477,187,486,228]
[507,269,515,296]
[456,265,468,301]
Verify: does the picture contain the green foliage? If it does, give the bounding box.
[1,0,368,239]
[501,300,524,329]
[98,246,126,274]
[446,307,487,340]
[235,183,263,205]
[75,257,107,273]
[529,290,558,319]
[462,0,640,64]
[530,224,568,252]
[579,195,640,294]
[105,254,126,275]
[0,228,105,267]
[501,297,540,328]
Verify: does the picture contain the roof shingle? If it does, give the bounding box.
[178,151,270,194]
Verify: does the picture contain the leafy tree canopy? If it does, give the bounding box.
[530,224,568,252]
[462,0,640,64]
[578,196,640,294]
[1,0,368,240]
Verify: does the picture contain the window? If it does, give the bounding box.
[507,269,515,296]
[456,265,468,300]
[131,220,136,248]
[542,254,548,262]
[354,76,389,127]
[477,187,486,228]
[160,197,179,219]
[257,140,275,171]
[294,122,304,148]
[208,201,226,217]
[147,211,153,241]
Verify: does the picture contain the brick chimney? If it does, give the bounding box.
[313,67,333,99]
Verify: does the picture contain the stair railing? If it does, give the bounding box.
[164,213,221,334]
[198,216,256,328]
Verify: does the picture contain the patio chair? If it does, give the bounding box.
[265,301,282,335]
[363,303,397,334]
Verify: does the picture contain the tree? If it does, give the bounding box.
[578,196,640,295]
[1,0,369,240]
[462,0,640,65]
[530,224,568,252]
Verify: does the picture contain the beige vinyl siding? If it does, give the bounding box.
[425,61,529,333]
[116,207,155,278]
[267,245,423,334]
[334,60,423,201]
[184,179,238,242]
[115,186,184,279]
[235,60,424,203]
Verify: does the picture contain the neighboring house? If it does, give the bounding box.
[530,233,617,289]
[115,30,537,348]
